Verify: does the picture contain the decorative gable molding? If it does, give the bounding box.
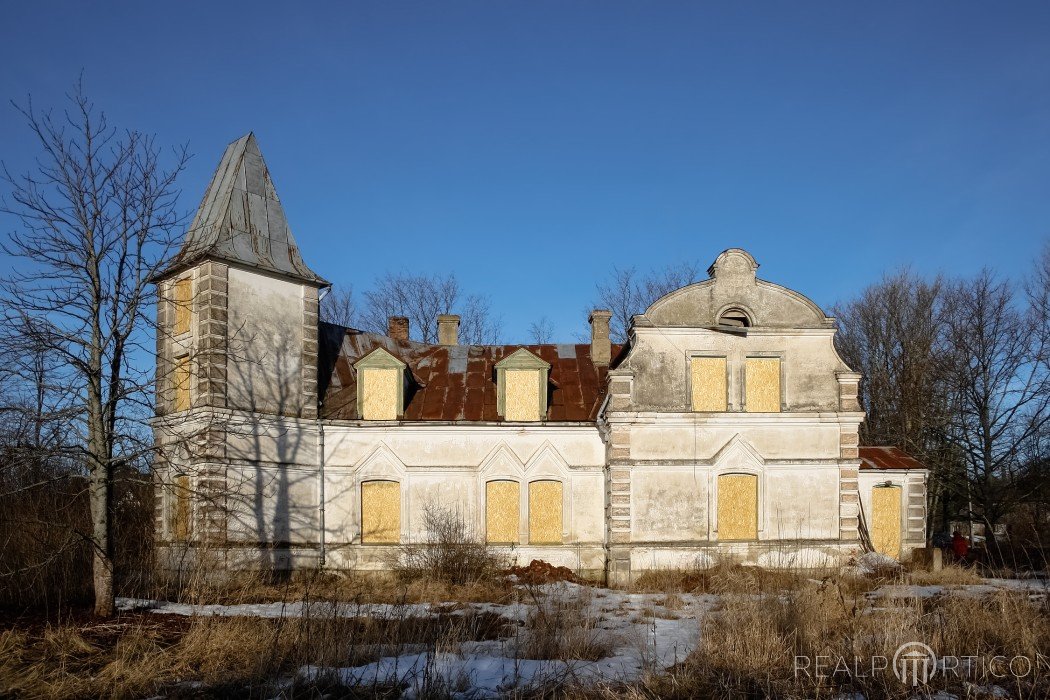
[710,433,766,473]
[355,441,408,480]
[479,441,527,480]
[524,440,571,480]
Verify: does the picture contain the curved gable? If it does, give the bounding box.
[643,248,832,329]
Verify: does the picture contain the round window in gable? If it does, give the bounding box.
[718,309,751,328]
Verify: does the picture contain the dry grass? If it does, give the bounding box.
[600,581,1050,699]
[0,604,512,699]
[906,563,983,586]
[517,584,617,662]
[631,560,856,596]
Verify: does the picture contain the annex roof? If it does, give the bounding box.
[858,446,927,471]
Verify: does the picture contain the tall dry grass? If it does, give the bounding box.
[606,581,1049,699]
[0,468,153,612]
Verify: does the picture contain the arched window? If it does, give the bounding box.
[528,480,563,544]
[718,308,751,328]
[361,480,401,544]
[717,473,758,540]
[486,480,520,544]
[871,485,902,559]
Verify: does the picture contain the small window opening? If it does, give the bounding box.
[719,310,751,328]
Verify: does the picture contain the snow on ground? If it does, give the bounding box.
[118,582,717,696]
[115,575,1047,698]
[867,578,1049,600]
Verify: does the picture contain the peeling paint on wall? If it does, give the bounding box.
[691,357,727,411]
[486,480,519,543]
[745,358,781,412]
[361,368,399,420]
[718,474,758,540]
[528,480,563,544]
[361,480,400,544]
[871,486,901,559]
[505,370,540,421]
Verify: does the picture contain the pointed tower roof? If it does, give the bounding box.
[164,133,327,285]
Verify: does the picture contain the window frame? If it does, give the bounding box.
[688,353,729,412]
[743,353,785,413]
[353,348,408,421]
[494,348,551,422]
[360,479,402,545]
[715,472,760,542]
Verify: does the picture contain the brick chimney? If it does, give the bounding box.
[437,314,460,345]
[388,316,409,341]
[589,309,612,366]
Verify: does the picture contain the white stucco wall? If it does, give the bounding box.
[227,267,305,415]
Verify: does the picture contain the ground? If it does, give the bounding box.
[1,556,1047,699]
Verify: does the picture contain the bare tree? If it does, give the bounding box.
[359,271,501,344]
[832,270,958,532]
[0,83,188,616]
[593,261,702,342]
[939,270,1050,555]
[319,284,357,327]
[528,317,555,344]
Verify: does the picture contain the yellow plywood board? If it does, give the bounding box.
[528,480,563,544]
[174,278,192,335]
[505,369,540,421]
[718,474,758,540]
[361,481,401,544]
[486,481,520,543]
[173,475,190,541]
[361,368,399,420]
[691,357,727,411]
[746,358,781,412]
[174,355,191,412]
[871,486,902,559]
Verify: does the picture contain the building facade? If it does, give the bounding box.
[153,134,928,583]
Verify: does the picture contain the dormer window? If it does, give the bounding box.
[354,348,407,420]
[495,348,550,422]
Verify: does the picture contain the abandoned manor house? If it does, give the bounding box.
[153,134,928,583]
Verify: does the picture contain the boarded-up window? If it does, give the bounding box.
[360,368,399,420]
[172,475,190,541]
[174,278,192,335]
[174,355,191,412]
[486,480,520,543]
[361,480,400,544]
[528,480,563,544]
[691,357,727,411]
[504,370,540,421]
[717,474,758,540]
[871,486,902,559]
[745,358,781,412]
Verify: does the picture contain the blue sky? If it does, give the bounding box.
[2,1,1049,341]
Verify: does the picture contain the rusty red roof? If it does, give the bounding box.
[319,325,622,422]
[858,446,926,471]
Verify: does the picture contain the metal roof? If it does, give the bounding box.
[320,326,621,422]
[858,446,927,471]
[164,133,327,285]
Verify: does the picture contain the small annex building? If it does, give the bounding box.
[152,134,928,583]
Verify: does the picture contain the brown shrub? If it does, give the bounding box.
[393,504,511,590]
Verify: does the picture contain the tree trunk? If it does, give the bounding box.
[90,465,114,617]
